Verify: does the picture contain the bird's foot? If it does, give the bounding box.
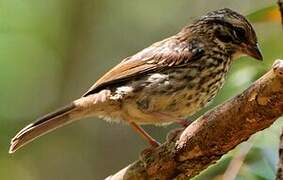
[176,118,192,127]
[128,121,160,147]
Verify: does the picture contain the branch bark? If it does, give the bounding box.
[107,59,283,180]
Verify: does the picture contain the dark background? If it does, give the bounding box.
[0,0,282,179]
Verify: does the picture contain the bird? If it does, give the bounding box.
[9,8,263,154]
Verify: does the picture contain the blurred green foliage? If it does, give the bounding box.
[0,0,282,179]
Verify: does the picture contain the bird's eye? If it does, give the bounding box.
[233,27,246,41]
[215,29,233,43]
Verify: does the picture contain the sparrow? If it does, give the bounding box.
[9,8,263,153]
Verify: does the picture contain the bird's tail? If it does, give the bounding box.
[9,103,80,154]
[9,90,113,154]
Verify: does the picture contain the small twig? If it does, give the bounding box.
[222,142,253,180]
[277,0,283,28]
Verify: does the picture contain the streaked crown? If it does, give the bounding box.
[190,8,262,60]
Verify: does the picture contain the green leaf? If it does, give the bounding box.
[248,6,281,23]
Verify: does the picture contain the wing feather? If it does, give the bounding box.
[83,36,204,96]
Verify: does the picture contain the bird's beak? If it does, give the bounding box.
[241,43,263,61]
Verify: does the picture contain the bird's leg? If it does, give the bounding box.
[147,112,193,143]
[150,112,192,127]
[128,121,160,147]
[176,118,192,127]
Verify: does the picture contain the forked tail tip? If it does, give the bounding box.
[9,138,19,154]
[8,124,33,154]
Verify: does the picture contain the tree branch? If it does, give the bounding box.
[106,59,283,180]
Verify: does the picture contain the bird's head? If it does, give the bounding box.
[191,8,263,61]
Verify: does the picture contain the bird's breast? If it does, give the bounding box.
[114,55,232,124]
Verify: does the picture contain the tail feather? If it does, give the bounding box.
[9,103,78,154]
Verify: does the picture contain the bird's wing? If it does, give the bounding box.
[83,37,204,97]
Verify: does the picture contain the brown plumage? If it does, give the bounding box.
[9,8,262,153]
